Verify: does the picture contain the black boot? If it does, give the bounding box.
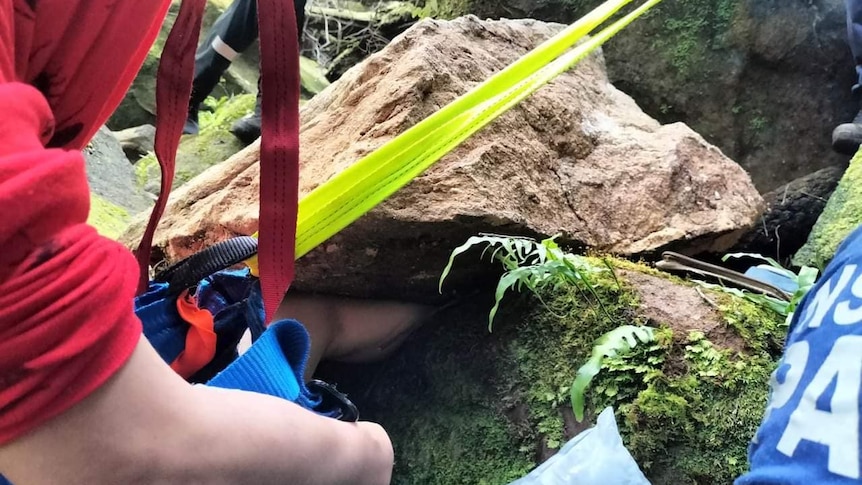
[230,86,262,145]
[833,104,862,156]
[185,42,233,135]
[184,104,201,135]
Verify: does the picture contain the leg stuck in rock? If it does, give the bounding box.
[275,292,436,381]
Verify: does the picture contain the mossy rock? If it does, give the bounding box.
[107,1,253,131]
[87,193,132,240]
[793,149,862,270]
[320,257,784,484]
[136,94,256,196]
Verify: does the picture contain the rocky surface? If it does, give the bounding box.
[114,124,156,162]
[430,0,855,193]
[134,94,257,198]
[123,16,764,300]
[82,127,154,239]
[734,165,844,261]
[795,150,862,268]
[83,127,154,213]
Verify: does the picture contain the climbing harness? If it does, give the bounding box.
[141,238,357,420]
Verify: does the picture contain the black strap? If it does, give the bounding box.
[155,236,259,294]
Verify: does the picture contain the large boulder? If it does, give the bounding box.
[114,124,156,162]
[431,0,855,193]
[122,16,763,300]
[83,127,154,212]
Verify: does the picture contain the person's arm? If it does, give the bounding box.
[0,338,393,484]
[0,4,392,481]
[0,84,393,480]
[0,87,391,485]
[737,226,862,484]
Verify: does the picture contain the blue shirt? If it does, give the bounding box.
[738,225,862,484]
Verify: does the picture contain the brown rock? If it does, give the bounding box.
[123,16,764,301]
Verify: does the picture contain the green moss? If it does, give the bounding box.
[347,256,781,484]
[512,269,648,449]
[176,94,255,183]
[87,193,131,239]
[505,259,781,484]
[418,0,473,19]
[794,149,862,269]
[646,0,737,80]
[300,56,331,96]
[361,311,536,485]
[613,329,776,483]
[135,153,158,189]
[136,94,255,194]
[716,293,785,355]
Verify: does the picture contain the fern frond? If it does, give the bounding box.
[570,325,656,421]
[440,234,612,331]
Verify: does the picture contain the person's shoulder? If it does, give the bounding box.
[739,223,862,485]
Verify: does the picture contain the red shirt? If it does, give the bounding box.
[0,0,171,443]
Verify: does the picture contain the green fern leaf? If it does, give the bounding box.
[570,325,656,421]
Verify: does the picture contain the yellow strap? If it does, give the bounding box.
[250,0,661,265]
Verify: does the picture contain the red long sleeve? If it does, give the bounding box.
[0,0,170,443]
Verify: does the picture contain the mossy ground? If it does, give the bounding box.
[87,193,131,240]
[136,94,256,195]
[514,259,783,484]
[794,149,862,269]
[323,257,784,484]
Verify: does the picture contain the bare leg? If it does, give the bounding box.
[274,292,434,381]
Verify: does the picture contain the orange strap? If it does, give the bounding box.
[170,290,217,379]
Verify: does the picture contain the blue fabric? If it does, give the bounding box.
[745,265,800,294]
[737,224,862,484]
[207,319,321,410]
[136,269,256,372]
[136,281,186,364]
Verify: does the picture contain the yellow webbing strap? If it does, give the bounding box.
[249,0,662,265]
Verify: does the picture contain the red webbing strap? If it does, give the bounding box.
[256,0,301,322]
[135,0,207,293]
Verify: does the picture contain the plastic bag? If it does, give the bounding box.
[510,407,650,485]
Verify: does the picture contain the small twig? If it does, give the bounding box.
[799,191,828,203]
[696,287,720,310]
[781,184,790,205]
[774,224,782,262]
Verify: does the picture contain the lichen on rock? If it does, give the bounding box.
[87,193,132,240]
